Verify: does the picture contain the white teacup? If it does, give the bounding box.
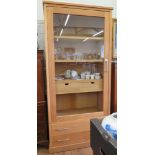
[86,75,90,80]
[80,73,85,79]
[90,74,95,79]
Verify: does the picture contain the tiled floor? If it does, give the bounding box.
[37,146,93,155]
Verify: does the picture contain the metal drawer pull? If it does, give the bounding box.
[56,128,69,131]
[91,82,95,84]
[56,138,70,142]
[65,83,69,85]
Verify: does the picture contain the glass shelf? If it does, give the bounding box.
[54,35,103,40]
[55,59,103,63]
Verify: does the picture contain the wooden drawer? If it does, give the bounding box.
[51,119,90,136]
[56,79,103,94]
[52,131,90,147]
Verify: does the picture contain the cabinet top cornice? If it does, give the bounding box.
[43,0,113,11]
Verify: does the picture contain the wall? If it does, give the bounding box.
[37,0,117,50]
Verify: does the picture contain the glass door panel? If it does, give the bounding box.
[53,13,105,116]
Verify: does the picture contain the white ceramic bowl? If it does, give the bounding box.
[94,73,100,76]
[95,75,101,80]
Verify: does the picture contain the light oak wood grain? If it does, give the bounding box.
[56,93,98,111]
[56,79,103,94]
[103,12,112,115]
[51,119,89,136]
[56,112,104,122]
[38,146,93,155]
[44,1,112,153]
[43,0,113,11]
[49,142,90,154]
[112,18,117,58]
[52,7,106,18]
[51,131,89,147]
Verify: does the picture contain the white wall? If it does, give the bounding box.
[37,0,117,50]
[37,0,44,21]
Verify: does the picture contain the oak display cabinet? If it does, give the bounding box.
[43,0,113,153]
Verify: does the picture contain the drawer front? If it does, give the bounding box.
[52,131,90,147]
[56,79,103,94]
[51,119,90,136]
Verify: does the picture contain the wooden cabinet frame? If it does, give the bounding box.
[112,18,117,58]
[44,1,113,153]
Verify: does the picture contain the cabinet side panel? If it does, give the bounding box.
[44,5,56,124]
[108,11,112,114]
[103,11,112,115]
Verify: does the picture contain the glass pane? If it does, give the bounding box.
[53,13,104,116]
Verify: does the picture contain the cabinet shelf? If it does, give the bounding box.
[55,59,103,63]
[57,107,99,116]
[54,35,103,40]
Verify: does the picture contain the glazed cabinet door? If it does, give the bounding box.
[44,6,112,122]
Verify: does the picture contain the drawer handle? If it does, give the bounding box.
[56,138,70,142]
[55,128,69,131]
[91,82,95,84]
[65,83,69,85]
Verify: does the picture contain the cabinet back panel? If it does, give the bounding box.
[55,63,103,76]
[56,92,98,110]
